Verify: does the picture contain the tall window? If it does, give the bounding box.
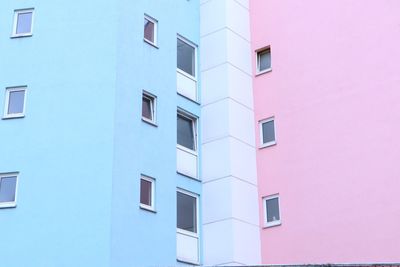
[141,91,156,124]
[144,15,157,46]
[0,173,18,208]
[3,87,27,119]
[140,175,155,211]
[12,9,34,37]
[177,37,196,77]
[260,117,276,147]
[177,190,198,233]
[256,47,271,74]
[177,112,196,151]
[263,195,281,227]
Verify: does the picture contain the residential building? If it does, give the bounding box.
[0,1,201,266]
[251,0,400,264]
[1,0,400,266]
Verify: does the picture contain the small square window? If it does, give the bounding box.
[140,175,155,211]
[177,112,197,151]
[3,87,27,119]
[260,117,276,147]
[12,9,34,37]
[0,173,18,208]
[263,195,281,227]
[257,47,271,74]
[177,37,196,77]
[144,15,157,46]
[142,91,156,125]
[177,190,198,234]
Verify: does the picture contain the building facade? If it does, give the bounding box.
[251,0,400,265]
[1,0,400,266]
[0,0,201,266]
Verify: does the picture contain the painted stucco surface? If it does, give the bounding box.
[0,1,201,266]
[251,0,400,264]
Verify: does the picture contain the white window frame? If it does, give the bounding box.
[176,188,199,238]
[177,35,197,80]
[0,172,19,209]
[259,117,276,148]
[256,46,272,75]
[12,8,34,38]
[141,91,157,125]
[144,14,158,47]
[263,194,281,228]
[3,86,27,119]
[139,175,155,212]
[177,110,198,155]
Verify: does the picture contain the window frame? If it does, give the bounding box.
[177,110,198,154]
[256,46,272,75]
[3,86,27,119]
[259,117,276,148]
[12,8,34,38]
[263,194,281,228]
[177,35,197,80]
[141,91,157,125]
[176,188,199,238]
[143,14,158,47]
[0,172,19,209]
[139,175,156,212]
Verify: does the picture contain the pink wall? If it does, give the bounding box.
[251,0,400,264]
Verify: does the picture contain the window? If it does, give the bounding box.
[177,112,197,151]
[263,195,281,227]
[0,173,18,208]
[142,91,156,124]
[177,190,198,234]
[260,117,276,147]
[144,15,157,46]
[12,9,34,37]
[177,37,196,77]
[3,87,27,119]
[256,47,271,74]
[140,175,155,211]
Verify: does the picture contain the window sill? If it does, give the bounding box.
[141,118,158,127]
[2,114,25,120]
[177,258,200,266]
[176,171,201,182]
[177,68,196,82]
[263,221,281,228]
[139,204,156,213]
[10,34,33,39]
[255,68,272,76]
[0,202,17,209]
[144,39,159,49]
[177,92,200,105]
[260,141,276,149]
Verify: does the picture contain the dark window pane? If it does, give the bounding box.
[266,197,280,222]
[177,39,195,76]
[262,120,275,144]
[177,114,194,150]
[16,12,32,34]
[259,49,271,71]
[177,192,197,233]
[144,19,154,43]
[140,179,152,206]
[8,90,25,114]
[142,96,152,120]
[0,176,17,203]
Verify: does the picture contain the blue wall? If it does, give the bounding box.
[0,1,117,267]
[111,0,201,266]
[0,0,201,266]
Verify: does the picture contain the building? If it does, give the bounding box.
[251,0,400,264]
[0,1,201,266]
[1,0,400,266]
